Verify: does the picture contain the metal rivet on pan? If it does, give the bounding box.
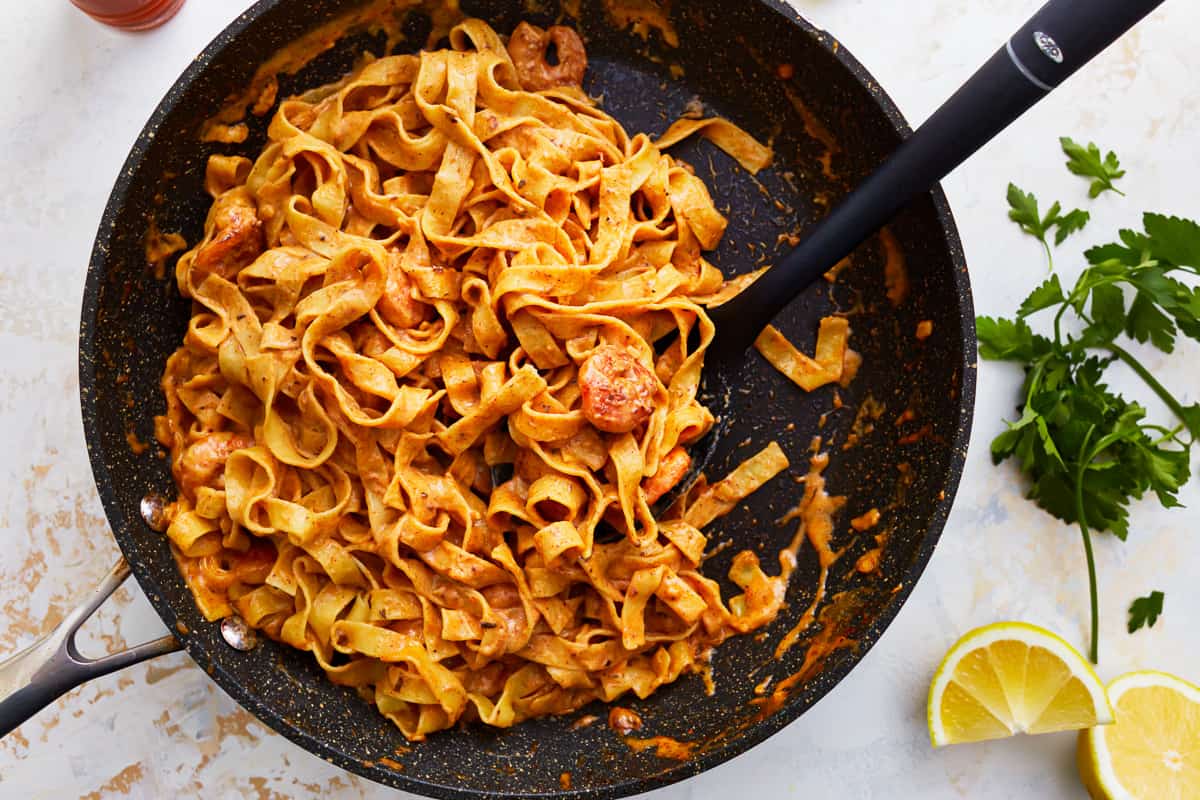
[220,616,259,651]
[140,493,170,532]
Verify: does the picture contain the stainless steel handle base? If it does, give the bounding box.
[0,559,181,738]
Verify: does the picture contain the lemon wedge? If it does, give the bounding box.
[1078,670,1200,799]
[928,621,1112,747]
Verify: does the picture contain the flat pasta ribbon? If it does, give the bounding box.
[155,19,817,742]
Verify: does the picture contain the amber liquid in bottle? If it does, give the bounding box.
[70,0,185,31]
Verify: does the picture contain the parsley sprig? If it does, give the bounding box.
[979,145,1196,663]
[1006,184,1090,271]
[1061,136,1127,198]
[1128,590,1164,633]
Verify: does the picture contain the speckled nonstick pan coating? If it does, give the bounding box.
[78,1,974,796]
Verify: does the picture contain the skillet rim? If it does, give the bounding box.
[77,0,976,796]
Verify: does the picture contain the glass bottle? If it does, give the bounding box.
[70,0,186,31]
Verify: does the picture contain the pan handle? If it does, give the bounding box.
[0,559,182,739]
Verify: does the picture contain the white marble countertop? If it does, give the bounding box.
[2,1,1198,798]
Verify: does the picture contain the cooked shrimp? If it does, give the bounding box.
[607,706,643,734]
[642,447,691,504]
[227,539,276,583]
[579,345,657,434]
[377,256,428,330]
[178,432,253,496]
[506,22,587,92]
[193,190,263,279]
[201,539,275,590]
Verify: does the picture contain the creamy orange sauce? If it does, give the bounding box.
[144,217,187,280]
[774,566,826,659]
[797,451,842,568]
[854,548,881,573]
[838,347,862,389]
[697,659,716,696]
[171,547,231,619]
[849,508,880,532]
[894,406,934,445]
[782,85,841,182]
[624,735,695,760]
[773,439,846,658]
[915,319,933,340]
[199,122,249,144]
[749,670,803,721]
[559,772,572,790]
[571,714,600,730]
[125,430,149,455]
[602,0,680,47]
[378,757,405,771]
[753,588,873,721]
[201,0,464,136]
[898,423,934,446]
[752,619,855,721]
[879,226,909,306]
[735,35,842,187]
[843,393,885,450]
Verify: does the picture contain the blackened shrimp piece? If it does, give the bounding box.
[578,345,657,434]
[193,190,264,279]
[506,22,587,92]
[178,432,253,496]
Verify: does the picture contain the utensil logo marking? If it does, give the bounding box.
[1033,31,1063,64]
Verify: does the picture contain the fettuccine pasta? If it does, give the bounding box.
[754,316,857,392]
[156,19,796,740]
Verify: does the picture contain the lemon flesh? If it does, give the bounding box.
[1079,670,1200,800]
[928,621,1112,747]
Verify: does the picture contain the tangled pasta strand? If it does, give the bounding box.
[157,19,794,740]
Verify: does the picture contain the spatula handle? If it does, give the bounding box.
[707,0,1166,363]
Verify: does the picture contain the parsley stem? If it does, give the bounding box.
[1075,426,1100,664]
[1107,343,1192,433]
[1052,302,1071,347]
[1146,424,1186,446]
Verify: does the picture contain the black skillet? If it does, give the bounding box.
[0,0,1159,797]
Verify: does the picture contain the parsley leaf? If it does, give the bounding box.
[976,316,1051,361]
[1054,209,1091,245]
[1006,184,1090,269]
[980,144,1199,662]
[1143,213,1200,268]
[1126,291,1176,352]
[1061,137,1127,197]
[1128,590,1164,633]
[1087,283,1125,345]
[1008,184,1057,240]
[1018,275,1065,318]
[1180,403,1200,437]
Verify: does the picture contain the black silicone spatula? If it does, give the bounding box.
[658,0,1167,511]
